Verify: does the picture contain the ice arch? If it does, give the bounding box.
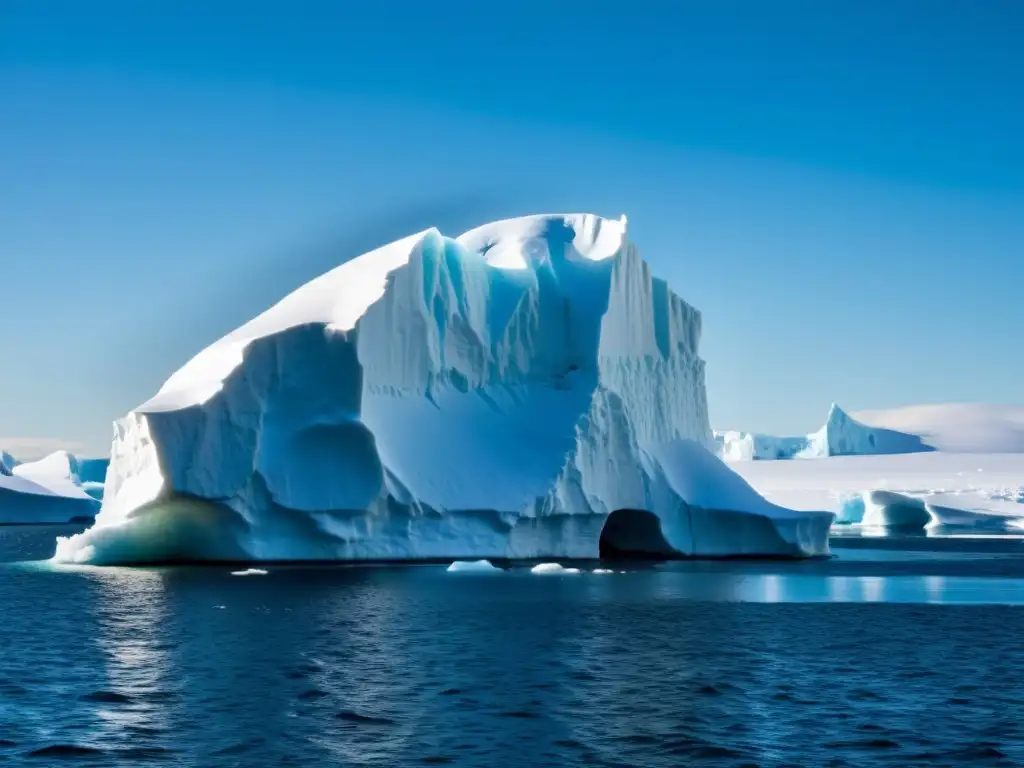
[598,508,676,559]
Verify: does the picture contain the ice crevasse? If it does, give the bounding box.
[54,214,833,564]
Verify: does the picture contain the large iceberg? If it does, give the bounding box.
[716,404,932,461]
[54,214,832,564]
[0,451,105,524]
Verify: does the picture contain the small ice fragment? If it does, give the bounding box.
[214,605,226,609]
[446,560,500,573]
[530,563,579,574]
[231,568,268,576]
[593,569,613,574]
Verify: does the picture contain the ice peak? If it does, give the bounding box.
[457,213,627,270]
[825,402,850,422]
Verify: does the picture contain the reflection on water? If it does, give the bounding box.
[730,572,1024,605]
[86,567,173,748]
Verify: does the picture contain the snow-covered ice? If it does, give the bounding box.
[53,213,832,564]
[0,450,106,524]
[230,568,268,576]
[716,404,930,461]
[447,560,501,573]
[717,402,1024,463]
[853,403,1024,454]
[730,451,1024,532]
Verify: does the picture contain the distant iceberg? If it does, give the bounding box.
[716,404,932,461]
[54,213,832,565]
[0,450,107,524]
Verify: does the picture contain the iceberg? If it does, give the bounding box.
[54,213,832,564]
[13,451,109,501]
[0,450,105,524]
[853,403,1024,454]
[716,404,931,461]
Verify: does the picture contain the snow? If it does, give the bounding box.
[716,404,929,460]
[854,403,1024,454]
[531,563,580,574]
[13,451,104,500]
[730,452,1024,532]
[446,560,501,573]
[53,212,832,565]
[0,450,105,524]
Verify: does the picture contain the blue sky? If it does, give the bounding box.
[1,1,1022,457]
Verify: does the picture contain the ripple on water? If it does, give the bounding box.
[79,691,133,704]
[27,744,104,758]
[334,710,396,726]
[4,525,1024,767]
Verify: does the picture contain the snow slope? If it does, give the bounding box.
[715,404,930,460]
[54,213,831,564]
[854,403,1024,454]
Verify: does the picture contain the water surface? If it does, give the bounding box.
[1,526,1022,766]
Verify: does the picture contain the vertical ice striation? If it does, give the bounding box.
[54,213,832,564]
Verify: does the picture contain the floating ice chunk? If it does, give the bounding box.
[861,490,931,529]
[446,560,501,573]
[531,563,580,574]
[592,568,614,574]
[230,568,268,576]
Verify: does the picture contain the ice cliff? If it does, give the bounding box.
[0,451,16,476]
[716,404,932,461]
[54,213,832,564]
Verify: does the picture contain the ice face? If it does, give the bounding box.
[54,213,832,565]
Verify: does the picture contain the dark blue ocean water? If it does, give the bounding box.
[2,526,1024,767]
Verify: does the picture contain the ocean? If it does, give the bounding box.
[1,525,1023,766]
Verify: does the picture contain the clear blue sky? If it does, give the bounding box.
[1,1,1022,457]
